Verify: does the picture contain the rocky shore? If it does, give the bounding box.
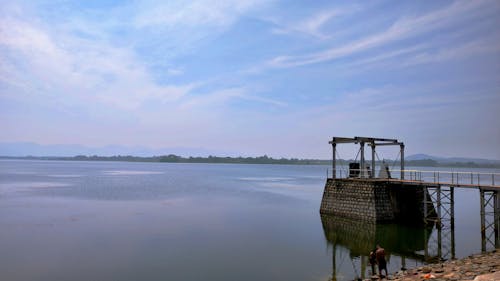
[374,250,500,281]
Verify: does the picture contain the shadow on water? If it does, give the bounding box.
[320,214,457,281]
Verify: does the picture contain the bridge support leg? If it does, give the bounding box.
[423,185,455,261]
[424,227,429,261]
[424,185,428,224]
[332,243,337,281]
[495,192,499,248]
[479,190,499,251]
[437,226,442,261]
[423,185,437,225]
[480,189,486,252]
[451,187,456,259]
[437,186,442,229]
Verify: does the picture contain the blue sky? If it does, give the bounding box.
[1,0,499,159]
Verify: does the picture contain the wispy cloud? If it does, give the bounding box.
[133,0,267,28]
[271,9,342,39]
[266,1,493,68]
[402,40,499,66]
[180,87,286,110]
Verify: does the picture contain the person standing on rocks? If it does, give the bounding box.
[369,248,377,276]
[375,244,388,278]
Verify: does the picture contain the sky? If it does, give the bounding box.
[1,0,499,159]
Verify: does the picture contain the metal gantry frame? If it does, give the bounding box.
[479,189,500,251]
[329,136,405,179]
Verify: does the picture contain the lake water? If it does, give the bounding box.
[0,160,498,281]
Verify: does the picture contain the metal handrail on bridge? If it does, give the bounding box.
[327,168,500,188]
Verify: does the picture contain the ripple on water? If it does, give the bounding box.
[48,174,83,178]
[0,182,72,193]
[238,176,294,182]
[102,170,164,176]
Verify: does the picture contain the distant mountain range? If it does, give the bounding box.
[0,142,231,158]
[405,153,500,165]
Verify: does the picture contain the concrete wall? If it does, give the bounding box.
[320,178,435,223]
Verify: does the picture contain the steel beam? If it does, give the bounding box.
[329,137,357,144]
[354,136,399,143]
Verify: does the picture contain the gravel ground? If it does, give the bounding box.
[364,249,500,281]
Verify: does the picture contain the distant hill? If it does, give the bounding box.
[406,154,500,165]
[405,154,439,161]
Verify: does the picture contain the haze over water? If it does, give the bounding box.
[0,159,497,281]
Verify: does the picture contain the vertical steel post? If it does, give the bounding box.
[437,225,442,261]
[451,186,456,259]
[332,142,336,179]
[450,187,455,229]
[400,144,405,180]
[494,191,499,248]
[371,142,375,179]
[437,186,442,229]
[480,189,486,252]
[423,186,428,224]
[360,142,365,178]
[332,243,337,281]
[424,226,429,261]
[436,186,442,260]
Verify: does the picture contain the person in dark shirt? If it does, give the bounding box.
[369,248,377,276]
[375,244,387,278]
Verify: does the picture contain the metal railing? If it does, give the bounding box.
[327,168,500,188]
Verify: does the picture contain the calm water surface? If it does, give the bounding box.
[0,160,497,281]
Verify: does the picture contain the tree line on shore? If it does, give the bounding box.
[1,155,499,168]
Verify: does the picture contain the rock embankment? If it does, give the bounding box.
[381,250,500,281]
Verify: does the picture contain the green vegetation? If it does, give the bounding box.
[1,155,499,168]
[0,155,331,165]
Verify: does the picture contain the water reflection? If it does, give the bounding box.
[320,215,459,280]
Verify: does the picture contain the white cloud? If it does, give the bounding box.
[0,16,196,110]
